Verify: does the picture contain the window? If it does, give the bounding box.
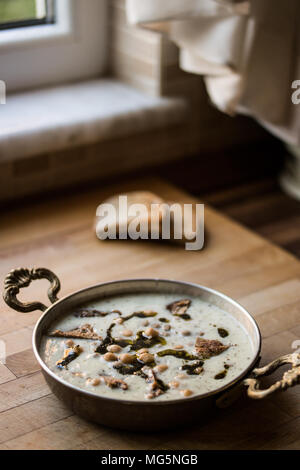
[0,0,54,30]
[0,0,108,92]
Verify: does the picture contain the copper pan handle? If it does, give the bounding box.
[244,353,300,399]
[3,267,60,312]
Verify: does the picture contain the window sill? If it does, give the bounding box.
[0,78,187,163]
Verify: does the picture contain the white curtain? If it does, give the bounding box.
[126,0,300,145]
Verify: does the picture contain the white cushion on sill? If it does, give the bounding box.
[0,79,187,162]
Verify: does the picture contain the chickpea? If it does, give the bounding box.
[175,373,187,380]
[91,378,100,386]
[144,310,156,315]
[145,327,159,338]
[107,344,122,353]
[103,352,118,362]
[181,389,193,398]
[154,364,168,373]
[138,352,154,364]
[138,348,148,354]
[120,353,135,364]
[169,380,180,389]
[174,345,184,350]
[121,329,133,337]
[73,372,84,378]
[182,330,191,336]
[65,339,74,347]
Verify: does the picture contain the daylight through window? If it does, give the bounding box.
[0,0,55,30]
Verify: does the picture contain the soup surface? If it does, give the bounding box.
[40,293,254,401]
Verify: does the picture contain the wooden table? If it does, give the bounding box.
[0,178,299,450]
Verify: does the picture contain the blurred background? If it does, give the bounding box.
[0,0,42,22]
[0,0,299,256]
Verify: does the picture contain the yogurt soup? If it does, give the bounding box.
[40,293,254,401]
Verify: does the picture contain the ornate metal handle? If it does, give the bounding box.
[3,268,61,312]
[244,353,300,399]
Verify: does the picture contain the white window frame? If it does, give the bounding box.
[0,0,108,92]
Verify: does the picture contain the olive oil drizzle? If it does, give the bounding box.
[142,367,170,395]
[214,364,231,380]
[181,360,204,375]
[157,349,198,360]
[217,328,229,338]
[130,331,166,351]
[113,358,156,376]
[154,377,169,393]
[148,375,169,393]
[95,322,129,354]
[214,370,227,380]
[95,311,160,354]
[113,355,170,398]
[174,313,191,321]
[56,345,81,369]
[113,357,170,398]
[74,309,121,318]
[122,311,157,321]
[94,320,169,397]
[95,323,166,355]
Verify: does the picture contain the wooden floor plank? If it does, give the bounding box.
[216,260,300,299]
[239,279,300,316]
[213,192,300,230]
[0,327,33,357]
[291,324,300,338]
[6,349,40,378]
[256,301,300,338]
[257,418,300,450]
[161,156,300,258]
[0,372,50,414]
[2,415,108,450]
[259,216,300,246]
[151,401,292,450]
[0,395,72,445]
[0,364,15,385]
